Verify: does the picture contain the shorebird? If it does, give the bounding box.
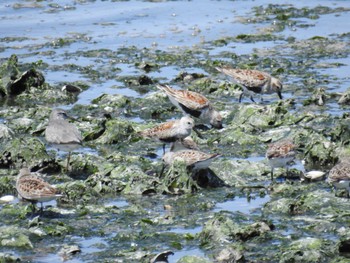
[162,149,220,171]
[266,139,297,181]
[170,136,199,152]
[328,159,350,198]
[156,84,223,129]
[16,168,63,215]
[216,66,283,103]
[139,116,194,153]
[45,108,82,171]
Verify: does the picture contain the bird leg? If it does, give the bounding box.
[66,152,71,171]
[39,202,44,216]
[239,92,244,103]
[270,168,274,182]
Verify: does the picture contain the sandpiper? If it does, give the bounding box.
[139,116,194,153]
[328,159,350,198]
[216,66,283,103]
[266,139,297,181]
[16,168,63,214]
[162,149,220,171]
[170,136,199,152]
[156,84,223,129]
[45,108,82,171]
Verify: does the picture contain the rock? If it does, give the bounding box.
[7,69,45,96]
[177,256,212,263]
[338,89,350,105]
[0,252,20,262]
[216,246,245,263]
[0,124,14,139]
[0,195,15,203]
[301,170,326,182]
[279,237,328,263]
[150,250,174,263]
[338,238,350,258]
[0,226,33,249]
[0,137,51,169]
[59,244,81,261]
[199,213,273,248]
[61,84,82,94]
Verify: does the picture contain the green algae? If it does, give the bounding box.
[279,238,333,263]
[177,256,212,263]
[0,137,51,169]
[0,226,33,249]
[1,2,350,262]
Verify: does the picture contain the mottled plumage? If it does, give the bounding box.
[139,116,194,153]
[139,116,194,142]
[328,159,350,197]
[16,168,62,213]
[216,66,283,103]
[266,140,297,181]
[157,84,223,128]
[170,136,199,152]
[163,149,220,171]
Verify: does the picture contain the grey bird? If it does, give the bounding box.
[45,108,82,171]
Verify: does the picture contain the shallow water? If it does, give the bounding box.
[1,0,350,262]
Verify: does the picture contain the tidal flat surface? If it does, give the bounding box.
[1,0,350,262]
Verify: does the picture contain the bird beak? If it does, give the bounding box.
[277,91,283,100]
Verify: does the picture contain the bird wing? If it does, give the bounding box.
[329,162,350,182]
[45,121,82,144]
[157,84,209,110]
[139,120,176,139]
[217,67,269,92]
[17,175,58,200]
[266,141,296,159]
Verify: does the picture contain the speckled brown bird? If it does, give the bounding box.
[16,168,63,214]
[162,149,220,171]
[216,66,283,103]
[266,140,297,181]
[157,84,223,129]
[328,159,350,198]
[139,116,194,153]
